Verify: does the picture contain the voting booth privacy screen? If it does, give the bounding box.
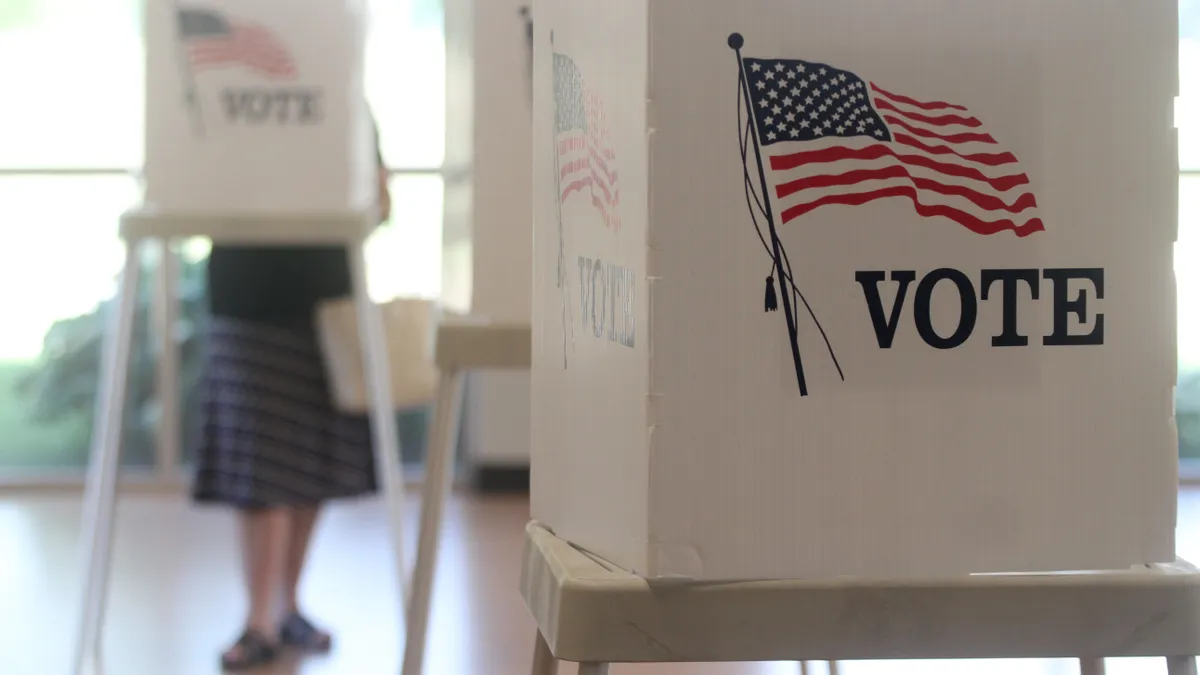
[143,0,375,212]
[530,0,1180,580]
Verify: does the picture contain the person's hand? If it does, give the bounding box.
[377,166,391,224]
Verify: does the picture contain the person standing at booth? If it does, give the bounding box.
[191,118,392,671]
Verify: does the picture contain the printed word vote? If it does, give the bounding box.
[578,256,636,349]
[855,268,1104,350]
[220,88,323,124]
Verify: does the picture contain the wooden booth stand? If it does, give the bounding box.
[525,0,1196,672]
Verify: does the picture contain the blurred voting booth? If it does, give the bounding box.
[72,3,407,673]
[530,0,1179,580]
[144,0,376,212]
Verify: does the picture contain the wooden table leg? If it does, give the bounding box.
[531,631,556,675]
[828,661,841,675]
[577,664,609,675]
[1168,656,1199,675]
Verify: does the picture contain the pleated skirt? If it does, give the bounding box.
[191,317,377,509]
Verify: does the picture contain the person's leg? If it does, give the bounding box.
[222,506,290,667]
[283,504,321,612]
[279,503,333,651]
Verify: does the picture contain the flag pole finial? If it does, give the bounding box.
[727,33,743,50]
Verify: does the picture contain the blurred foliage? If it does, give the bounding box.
[12,255,436,466]
[15,257,208,456]
[0,0,38,31]
[1177,372,1200,459]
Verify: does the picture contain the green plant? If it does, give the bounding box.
[0,0,38,32]
[1177,371,1200,460]
[13,256,437,467]
[15,257,209,458]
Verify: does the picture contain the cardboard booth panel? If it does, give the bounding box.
[530,0,653,570]
[531,0,1179,581]
[143,0,375,212]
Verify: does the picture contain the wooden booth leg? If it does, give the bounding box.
[531,631,557,675]
[1168,656,1199,675]
[346,240,410,615]
[70,238,145,675]
[402,369,467,675]
[1079,658,1106,675]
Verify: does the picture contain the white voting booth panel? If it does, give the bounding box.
[530,0,1179,581]
[143,0,375,212]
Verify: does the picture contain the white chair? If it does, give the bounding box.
[521,521,1200,675]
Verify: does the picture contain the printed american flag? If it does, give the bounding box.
[554,53,620,230]
[743,57,1043,237]
[178,8,297,80]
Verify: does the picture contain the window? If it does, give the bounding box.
[0,0,447,479]
[0,0,143,170]
[0,175,155,470]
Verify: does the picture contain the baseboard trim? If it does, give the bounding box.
[472,463,530,494]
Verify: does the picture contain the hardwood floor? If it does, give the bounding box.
[2,489,1199,675]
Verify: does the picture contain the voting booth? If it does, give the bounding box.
[530,0,1180,581]
[143,0,375,212]
[71,3,408,674]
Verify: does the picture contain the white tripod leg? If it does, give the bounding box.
[71,237,144,675]
[347,237,410,613]
[401,369,466,675]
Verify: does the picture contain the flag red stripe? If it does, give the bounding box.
[775,166,1038,213]
[892,133,1017,167]
[778,184,1045,236]
[561,157,617,202]
[558,133,617,182]
[883,115,997,144]
[770,144,1031,192]
[873,98,982,128]
[560,176,620,229]
[186,24,295,78]
[188,44,295,77]
[868,82,968,112]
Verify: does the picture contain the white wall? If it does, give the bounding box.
[445,0,534,465]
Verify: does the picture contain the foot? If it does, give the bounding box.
[279,612,333,653]
[220,628,279,672]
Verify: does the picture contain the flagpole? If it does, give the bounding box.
[551,31,571,369]
[729,32,808,396]
[172,1,205,136]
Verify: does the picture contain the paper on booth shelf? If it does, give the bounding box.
[531,0,1179,581]
[143,0,375,213]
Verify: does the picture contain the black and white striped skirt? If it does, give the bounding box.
[191,317,377,509]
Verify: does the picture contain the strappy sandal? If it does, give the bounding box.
[220,629,279,672]
[279,612,333,653]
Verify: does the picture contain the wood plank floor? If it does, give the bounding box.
[2,489,1199,675]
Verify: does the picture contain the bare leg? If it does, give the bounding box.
[223,507,290,663]
[283,504,321,613]
[279,503,333,651]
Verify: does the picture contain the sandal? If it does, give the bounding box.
[220,629,279,672]
[279,612,333,653]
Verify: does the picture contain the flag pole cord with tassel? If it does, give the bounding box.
[730,32,809,396]
[731,33,846,394]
